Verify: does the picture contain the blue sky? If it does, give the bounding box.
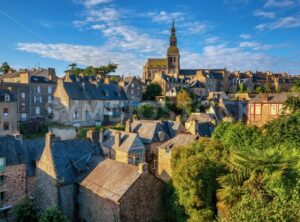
[1,0,300,76]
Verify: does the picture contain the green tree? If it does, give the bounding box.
[176,90,192,114]
[237,83,247,93]
[0,62,12,75]
[39,207,68,222]
[13,199,38,222]
[137,103,157,119]
[283,95,300,113]
[290,81,300,93]
[142,83,162,101]
[171,139,227,221]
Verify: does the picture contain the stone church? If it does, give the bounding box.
[142,21,229,93]
[143,20,180,81]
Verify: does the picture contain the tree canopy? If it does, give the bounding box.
[67,63,118,78]
[168,111,300,222]
[0,62,13,75]
[142,83,162,101]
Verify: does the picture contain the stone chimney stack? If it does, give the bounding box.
[189,120,198,135]
[138,162,149,174]
[87,128,99,143]
[64,71,71,82]
[114,131,121,148]
[104,77,110,85]
[125,119,132,132]
[263,93,269,102]
[46,131,55,148]
[99,128,104,143]
[176,115,182,123]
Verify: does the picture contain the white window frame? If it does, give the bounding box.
[36,107,41,115]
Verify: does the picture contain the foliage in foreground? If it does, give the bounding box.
[168,112,300,222]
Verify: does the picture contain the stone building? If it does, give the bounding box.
[36,132,104,220]
[185,113,215,136]
[129,119,186,173]
[79,159,166,222]
[0,136,44,221]
[0,90,18,136]
[157,133,198,182]
[101,128,146,165]
[0,69,57,121]
[118,76,142,106]
[247,92,298,127]
[53,74,128,126]
[143,20,180,80]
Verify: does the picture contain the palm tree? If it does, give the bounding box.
[217,148,298,218]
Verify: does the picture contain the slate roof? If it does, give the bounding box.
[80,159,141,203]
[102,129,145,152]
[196,122,215,137]
[249,92,299,104]
[63,81,128,101]
[180,69,197,76]
[158,133,198,150]
[0,69,53,79]
[39,138,104,185]
[0,89,16,102]
[206,73,224,80]
[30,76,55,84]
[188,80,205,88]
[187,113,215,123]
[162,74,189,84]
[131,120,172,144]
[0,136,45,176]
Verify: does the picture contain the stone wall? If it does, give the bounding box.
[157,147,172,182]
[59,184,75,220]
[35,169,59,211]
[119,174,166,222]
[79,186,120,222]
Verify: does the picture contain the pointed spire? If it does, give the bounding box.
[171,19,176,35]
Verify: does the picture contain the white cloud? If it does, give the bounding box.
[254,10,276,19]
[205,37,220,44]
[264,0,297,8]
[147,11,185,23]
[16,42,145,75]
[181,44,279,71]
[180,21,209,34]
[240,34,252,39]
[256,15,300,30]
[239,41,275,50]
[78,0,112,7]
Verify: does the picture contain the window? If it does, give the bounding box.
[255,104,261,115]
[36,85,41,93]
[36,107,40,115]
[0,175,5,185]
[21,113,27,120]
[0,191,5,202]
[0,157,5,172]
[73,111,79,119]
[4,94,10,102]
[48,86,52,94]
[270,104,277,116]
[3,108,8,117]
[48,96,52,103]
[3,122,9,131]
[131,89,134,95]
[131,83,134,87]
[250,104,254,114]
[47,107,52,114]
[21,92,26,99]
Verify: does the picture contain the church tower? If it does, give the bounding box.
[167,20,180,74]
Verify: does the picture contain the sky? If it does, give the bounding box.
[1,0,300,76]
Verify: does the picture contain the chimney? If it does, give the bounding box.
[138,162,149,175]
[263,93,269,102]
[125,119,132,132]
[64,71,71,82]
[114,131,121,148]
[48,68,56,81]
[87,128,99,143]
[46,131,55,148]
[176,115,182,123]
[189,120,198,135]
[104,77,110,85]
[99,128,104,143]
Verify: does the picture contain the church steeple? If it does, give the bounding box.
[167,19,180,74]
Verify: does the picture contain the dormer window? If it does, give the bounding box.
[4,94,10,102]
[36,85,41,93]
